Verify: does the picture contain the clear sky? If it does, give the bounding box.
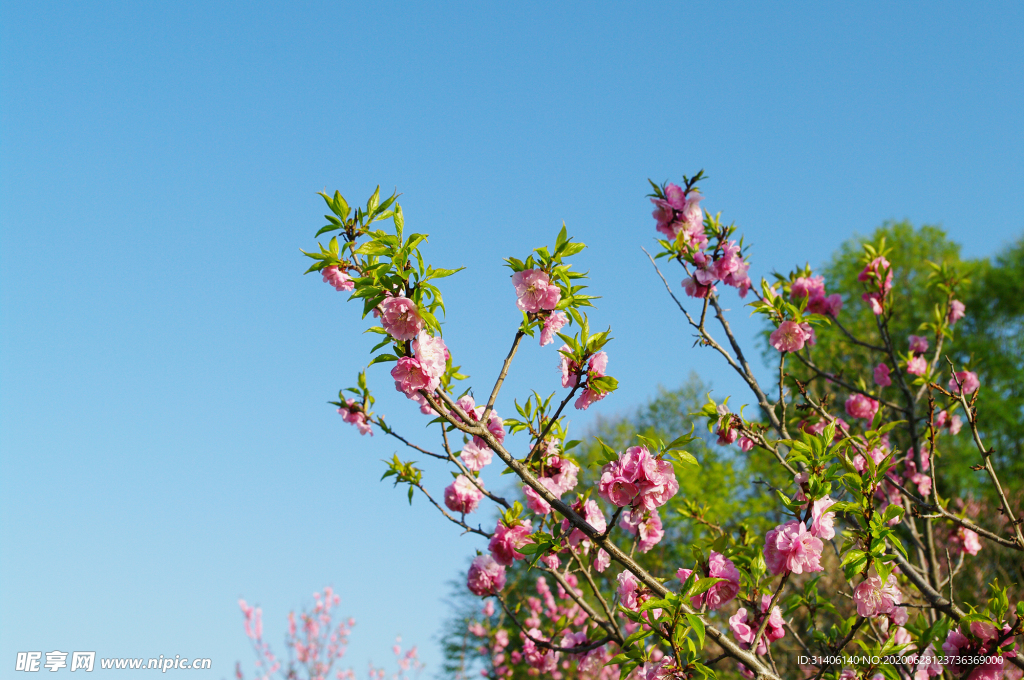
[2,1,1022,677]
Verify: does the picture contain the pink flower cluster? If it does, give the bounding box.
[444,474,484,515]
[467,554,506,596]
[790,275,843,317]
[522,452,579,516]
[322,265,354,292]
[949,370,980,395]
[489,519,533,566]
[954,526,982,556]
[948,299,966,326]
[943,622,1019,680]
[539,311,568,346]
[933,410,963,435]
[845,393,880,421]
[562,498,607,548]
[453,395,505,471]
[380,296,424,341]
[769,319,816,353]
[652,184,704,244]
[511,269,561,314]
[676,551,740,610]
[859,256,893,315]
[763,520,825,575]
[729,595,785,655]
[683,240,752,299]
[618,508,664,553]
[853,572,903,619]
[336,399,372,436]
[906,335,930,376]
[391,331,449,403]
[874,363,892,387]
[903,452,932,497]
[559,348,611,410]
[597,446,679,511]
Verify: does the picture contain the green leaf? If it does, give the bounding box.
[685,614,706,649]
[368,354,399,366]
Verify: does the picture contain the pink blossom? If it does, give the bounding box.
[562,498,607,547]
[909,335,929,354]
[682,275,715,298]
[337,400,373,436]
[321,265,354,292]
[539,311,568,346]
[598,446,678,511]
[380,296,424,341]
[511,269,561,313]
[652,184,704,243]
[763,520,824,575]
[904,458,932,497]
[594,549,610,573]
[859,256,893,292]
[716,423,738,446]
[412,332,448,380]
[809,496,837,540]
[955,527,982,556]
[618,508,664,553]
[616,571,641,612]
[949,370,980,394]
[444,475,484,515]
[942,624,1017,680]
[853,572,902,617]
[947,300,966,325]
[738,436,755,452]
[390,357,439,397]
[808,292,843,317]
[729,596,785,655]
[874,363,892,387]
[676,551,740,611]
[522,629,558,672]
[460,439,492,472]
[769,320,813,353]
[845,393,879,421]
[791,275,826,300]
[574,351,610,410]
[906,355,928,376]
[558,345,580,388]
[863,291,885,315]
[466,554,506,596]
[489,520,534,566]
[523,480,555,515]
[482,600,495,617]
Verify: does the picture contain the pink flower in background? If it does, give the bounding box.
[489,519,534,566]
[808,292,843,317]
[512,269,561,313]
[380,296,424,340]
[763,521,824,575]
[677,551,740,610]
[859,256,893,291]
[618,508,664,553]
[874,363,892,387]
[594,549,610,573]
[574,351,610,411]
[539,311,568,346]
[909,335,929,354]
[321,265,354,292]
[467,554,506,596]
[482,600,495,617]
[598,445,678,511]
[791,275,826,300]
[845,393,879,421]
[853,572,902,617]
[906,355,928,376]
[955,527,982,556]
[729,596,785,655]
[770,320,814,352]
[949,371,980,394]
[947,300,966,325]
[682,276,715,298]
[738,436,755,452]
[863,291,885,315]
[809,496,837,540]
[562,498,607,547]
[444,475,484,515]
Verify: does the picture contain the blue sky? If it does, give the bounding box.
[2,1,1022,677]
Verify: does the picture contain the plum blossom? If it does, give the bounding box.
[763,520,824,575]
[729,595,785,655]
[336,399,373,436]
[955,527,982,556]
[906,355,928,376]
[874,363,892,387]
[792,276,842,316]
[943,623,1018,680]
[460,439,492,472]
[489,519,534,566]
[651,183,704,244]
[618,508,664,553]
[558,345,580,388]
[934,410,963,436]
[676,551,740,610]
[845,393,879,421]
[616,571,642,612]
[466,554,506,596]
[770,320,815,352]
[594,548,610,573]
[597,445,679,511]
[809,496,837,540]
[391,357,438,397]
[949,370,980,395]
[511,269,561,313]
[909,335,929,354]
[853,572,902,617]
[574,351,610,410]
[562,498,607,547]
[321,265,354,292]
[380,296,424,341]
[738,436,755,452]
[539,311,568,346]
[859,256,893,292]
[947,300,966,325]
[682,275,716,299]
[904,457,932,497]
[444,475,484,515]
